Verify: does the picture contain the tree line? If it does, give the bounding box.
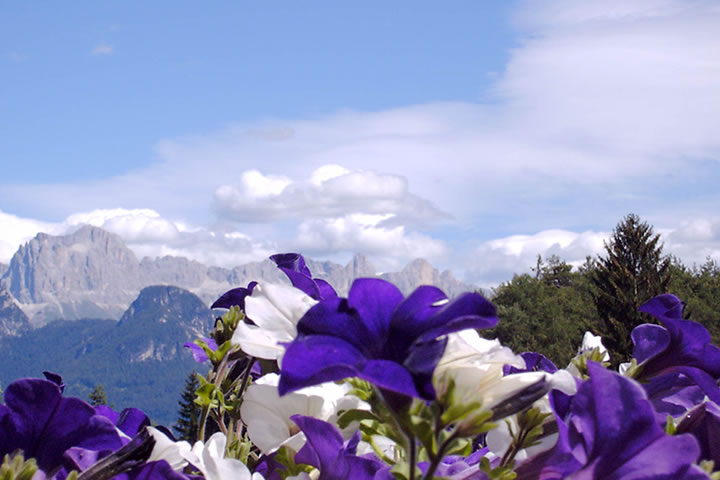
[487,213,720,368]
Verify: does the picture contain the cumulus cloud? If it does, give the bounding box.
[466,230,610,288]
[213,164,449,226]
[294,213,448,271]
[0,211,62,263]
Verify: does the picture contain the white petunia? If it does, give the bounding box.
[183,432,264,480]
[231,282,318,360]
[240,373,368,455]
[434,330,576,413]
[566,331,610,377]
[146,426,191,471]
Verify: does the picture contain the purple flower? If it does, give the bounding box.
[503,352,558,375]
[515,362,705,479]
[676,401,720,465]
[94,405,151,443]
[183,337,218,363]
[211,282,257,310]
[632,294,720,405]
[418,450,489,480]
[270,253,337,300]
[279,279,498,401]
[292,415,393,480]
[0,377,123,474]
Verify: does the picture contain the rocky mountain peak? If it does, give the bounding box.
[0,225,141,324]
[116,285,215,362]
[0,288,31,337]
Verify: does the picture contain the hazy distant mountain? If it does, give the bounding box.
[0,285,212,425]
[0,263,7,278]
[0,225,477,327]
[0,226,141,325]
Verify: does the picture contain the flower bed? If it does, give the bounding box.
[2,253,719,479]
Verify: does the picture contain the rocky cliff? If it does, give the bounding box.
[0,226,477,327]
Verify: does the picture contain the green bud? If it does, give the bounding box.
[1,452,39,480]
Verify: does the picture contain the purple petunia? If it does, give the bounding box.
[0,377,123,475]
[269,253,337,300]
[515,362,706,479]
[292,415,393,480]
[278,278,498,401]
[631,294,720,407]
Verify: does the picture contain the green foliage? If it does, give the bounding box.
[88,384,109,407]
[667,257,720,345]
[590,214,671,366]
[488,255,597,366]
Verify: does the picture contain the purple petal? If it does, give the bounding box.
[292,415,391,480]
[42,371,65,392]
[270,253,312,277]
[183,342,209,363]
[347,278,404,341]
[631,324,671,365]
[504,352,558,375]
[314,278,338,299]
[676,401,720,464]
[297,297,381,357]
[115,408,151,438]
[293,415,346,477]
[1,378,122,472]
[211,284,256,310]
[637,294,720,378]
[360,359,422,398]
[278,335,366,395]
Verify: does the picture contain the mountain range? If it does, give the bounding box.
[0,225,478,426]
[0,225,477,328]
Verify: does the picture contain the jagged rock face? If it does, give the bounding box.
[307,255,377,296]
[116,285,215,362]
[379,258,476,298]
[0,225,478,326]
[0,288,31,337]
[0,225,141,324]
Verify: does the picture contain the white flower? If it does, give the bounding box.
[232,282,318,360]
[240,373,368,455]
[146,426,191,471]
[577,331,610,361]
[434,330,576,412]
[485,396,558,462]
[566,331,610,377]
[182,432,263,480]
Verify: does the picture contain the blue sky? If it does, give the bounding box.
[2,1,720,286]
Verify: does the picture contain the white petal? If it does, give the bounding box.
[245,283,317,332]
[146,426,190,471]
[232,321,287,359]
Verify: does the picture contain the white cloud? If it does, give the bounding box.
[213,164,449,225]
[294,213,448,271]
[91,43,113,55]
[466,230,609,288]
[0,211,62,263]
[3,1,720,285]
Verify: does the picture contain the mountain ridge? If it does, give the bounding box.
[0,225,477,328]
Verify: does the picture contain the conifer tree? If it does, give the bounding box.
[88,384,109,407]
[173,372,200,443]
[590,213,671,365]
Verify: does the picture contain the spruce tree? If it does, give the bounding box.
[173,372,200,443]
[590,214,671,365]
[88,384,109,407]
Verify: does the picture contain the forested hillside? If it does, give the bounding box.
[487,215,720,368]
